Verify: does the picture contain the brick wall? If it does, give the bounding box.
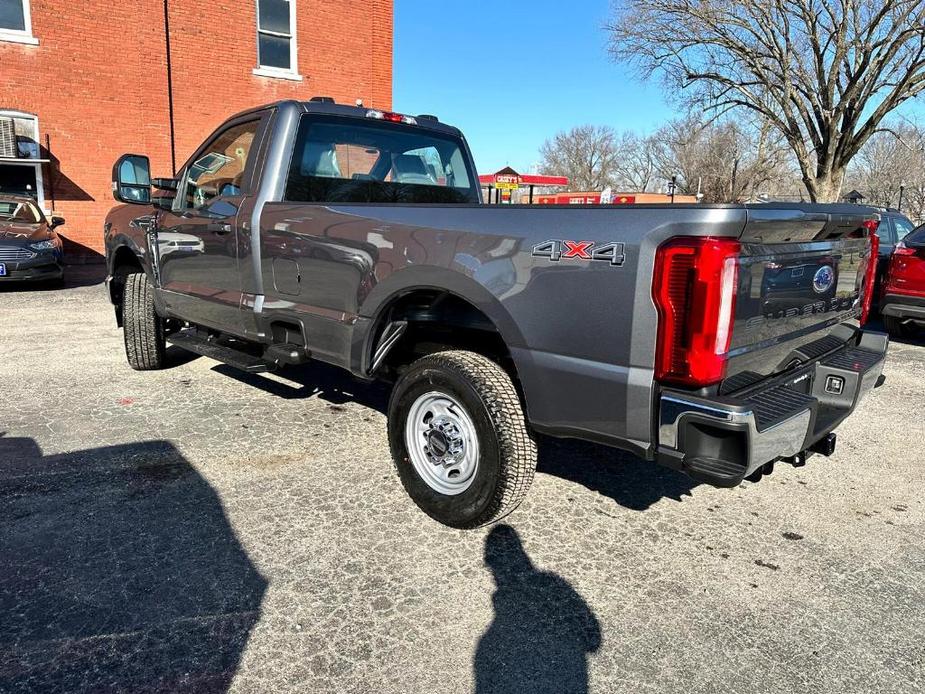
[0,0,393,260]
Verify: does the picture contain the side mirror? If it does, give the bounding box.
[112,154,152,204]
[50,216,65,229]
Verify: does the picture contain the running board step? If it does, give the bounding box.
[167,330,276,374]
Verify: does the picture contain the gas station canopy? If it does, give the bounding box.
[478,167,569,204]
[478,167,569,189]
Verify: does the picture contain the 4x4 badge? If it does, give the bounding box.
[532,240,626,266]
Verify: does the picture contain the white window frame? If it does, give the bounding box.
[0,0,39,46]
[252,0,301,81]
[0,109,46,212]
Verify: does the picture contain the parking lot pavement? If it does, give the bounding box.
[0,268,923,694]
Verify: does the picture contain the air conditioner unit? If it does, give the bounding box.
[0,118,15,159]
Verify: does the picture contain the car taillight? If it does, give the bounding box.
[653,236,741,388]
[885,242,925,297]
[859,220,880,325]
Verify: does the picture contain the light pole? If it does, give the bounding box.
[668,175,677,204]
[898,183,905,212]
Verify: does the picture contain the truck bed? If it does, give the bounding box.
[250,202,876,455]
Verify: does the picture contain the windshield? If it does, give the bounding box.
[0,201,41,223]
[285,115,478,204]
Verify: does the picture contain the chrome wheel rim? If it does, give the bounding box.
[404,391,480,496]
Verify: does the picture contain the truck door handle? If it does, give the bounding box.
[208,222,233,235]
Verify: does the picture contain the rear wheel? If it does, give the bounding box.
[122,270,166,370]
[388,351,537,528]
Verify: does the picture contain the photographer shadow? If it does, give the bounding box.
[0,435,266,693]
[475,525,601,694]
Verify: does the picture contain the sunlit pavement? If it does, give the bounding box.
[1,267,923,693]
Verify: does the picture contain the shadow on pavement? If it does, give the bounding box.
[212,360,392,412]
[0,264,105,293]
[0,435,266,694]
[537,436,698,511]
[474,525,601,694]
[213,359,695,511]
[61,264,107,289]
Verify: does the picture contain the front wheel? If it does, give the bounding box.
[388,351,537,528]
[122,270,166,370]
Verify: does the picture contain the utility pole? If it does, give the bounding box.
[163,0,177,174]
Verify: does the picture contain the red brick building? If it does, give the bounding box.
[0,0,393,259]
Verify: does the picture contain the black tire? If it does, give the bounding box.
[388,351,537,528]
[122,271,166,370]
[884,315,917,339]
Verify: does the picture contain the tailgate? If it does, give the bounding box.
[723,206,877,389]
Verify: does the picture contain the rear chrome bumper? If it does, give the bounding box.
[656,329,888,487]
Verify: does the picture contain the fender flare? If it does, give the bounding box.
[353,266,526,376]
[107,236,160,320]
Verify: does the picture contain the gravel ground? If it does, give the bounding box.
[0,267,923,694]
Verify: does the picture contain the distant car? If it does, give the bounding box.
[157,232,205,257]
[866,208,916,300]
[0,196,66,283]
[881,223,925,338]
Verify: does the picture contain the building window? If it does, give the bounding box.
[253,0,301,81]
[0,110,45,209]
[0,0,38,45]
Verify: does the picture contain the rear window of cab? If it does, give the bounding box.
[284,116,479,204]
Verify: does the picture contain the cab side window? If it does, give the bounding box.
[181,120,260,211]
[893,217,915,243]
[877,222,897,245]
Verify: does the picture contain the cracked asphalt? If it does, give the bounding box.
[0,267,923,693]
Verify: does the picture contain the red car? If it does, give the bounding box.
[881,223,925,338]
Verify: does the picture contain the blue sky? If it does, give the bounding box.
[394,0,675,175]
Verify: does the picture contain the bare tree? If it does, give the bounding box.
[608,0,925,202]
[539,125,621,190]
[652,115,795,202]
[612,132,660,191]
[847,122,925,221]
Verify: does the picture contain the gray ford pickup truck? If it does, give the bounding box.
[104,98,887,528]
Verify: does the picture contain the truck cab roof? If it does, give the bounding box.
[225,99,464,138]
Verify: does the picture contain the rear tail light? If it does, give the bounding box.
[653,236,741,387]
[859,220,880,325]
[885,241,925,297]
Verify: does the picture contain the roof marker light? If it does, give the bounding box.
[366,110,417,125]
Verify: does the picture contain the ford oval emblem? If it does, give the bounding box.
[813,265,835,293]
